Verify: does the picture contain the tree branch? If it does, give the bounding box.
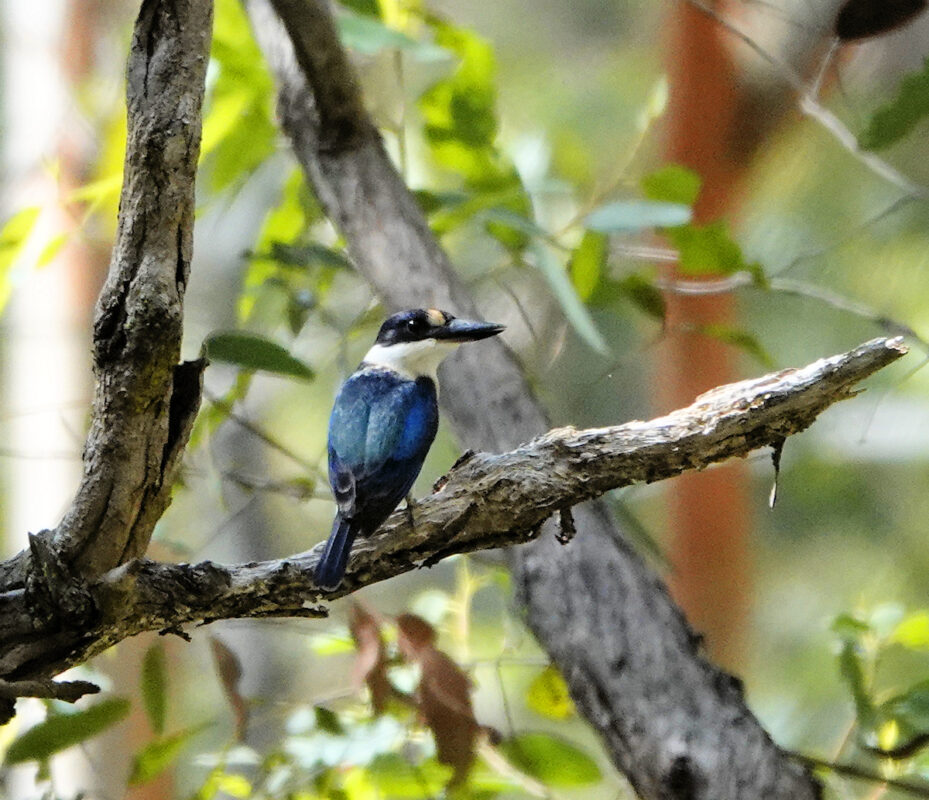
[0,0,211,720]
[9,0,213,590]
[0,1,210,584]
[0,678,100,704]
[0,336,906,714]
[241,1,842,796]
[54,0,211,579]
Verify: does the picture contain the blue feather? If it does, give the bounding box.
[316,367,439,588]
[315,516,354,590]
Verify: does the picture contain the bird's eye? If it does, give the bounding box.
[406,318,421,332]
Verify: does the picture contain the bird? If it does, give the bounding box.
[315,308,505,590]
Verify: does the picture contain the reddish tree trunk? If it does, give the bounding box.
[659,0,752,667]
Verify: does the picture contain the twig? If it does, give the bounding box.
[796,753,929,799]
[680,0,929,199]
[204,389,322,474]
[658,274,929,353]
[0,678,100,703]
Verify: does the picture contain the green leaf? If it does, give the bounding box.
[832,613,871,638]
[365,754,453,797]
[315,706,344,735]
[141,643,168,735]
[0,206,40,311]
[240,170,321,323]
[287,289,317,335]
[860,57,929,151]
[666,221,762,277]
[204,0,277,191]
[525,666,575,720]
[129,725,206,785]
[203,331,314,380]
[340,0,379,15]
[584,201,692,233]
[337,10,447,61]
[838,640,876,730]
[308,630,356,656]
[880,681,929,734]
[413,189,468,215]
[532,243,608,355]
[420,23,497,152]
[891,612,929,650]
[36,233,68,268]
[68,174,123,208]
[418,17,532,252]
[499,732,601,787]
[265,242,352,271]
[696,324,773,368]
[0,207,40,259]
[214,773,252,798]
[641,164,702,205]
[5,698,131,765]
[569,231,607,301]
[480,206,548,239]
[616,274,666,321]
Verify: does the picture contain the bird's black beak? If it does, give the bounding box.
[435,317,506,343]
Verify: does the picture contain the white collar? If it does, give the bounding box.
[362,339,459,380]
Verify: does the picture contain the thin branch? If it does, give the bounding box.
[659,274,929,353]
[0,678,100,704]
[0,337,906,711]
[680,0,929,199]
[204,389,322,474]
[796,753,929,799]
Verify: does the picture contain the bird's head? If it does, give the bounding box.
[362,308,505,378]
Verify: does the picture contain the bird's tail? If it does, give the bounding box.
[315,516,356,590]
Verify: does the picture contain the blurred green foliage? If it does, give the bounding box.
[860,57,929,152]
[4,0,929,798]
[4,698,130,769]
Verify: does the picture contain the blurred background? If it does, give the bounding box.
[2,0,929,797]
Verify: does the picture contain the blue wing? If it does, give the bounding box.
[328,369,438,533]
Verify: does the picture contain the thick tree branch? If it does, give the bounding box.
[0,0,213,592]
[1,2,210,584]
[239,2,881,796]
[0,336,905,712]
[0,0,210,720]
[54,0,211,579]
[0,3,898,798]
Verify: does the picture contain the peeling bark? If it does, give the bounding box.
[0,337,905,719]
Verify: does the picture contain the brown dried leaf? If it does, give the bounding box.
[209,637,249,741]
[396,612,436,658]
[397,614,478,787]
[349,603,393,714]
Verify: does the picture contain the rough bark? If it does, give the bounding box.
[245,1,835,796]
[54,0,211,577]
[0,0,211,721]
[0,337,905,721]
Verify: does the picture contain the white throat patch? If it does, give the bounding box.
[362,339,460,380]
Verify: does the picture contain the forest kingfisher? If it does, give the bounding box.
[315,308,505,590]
